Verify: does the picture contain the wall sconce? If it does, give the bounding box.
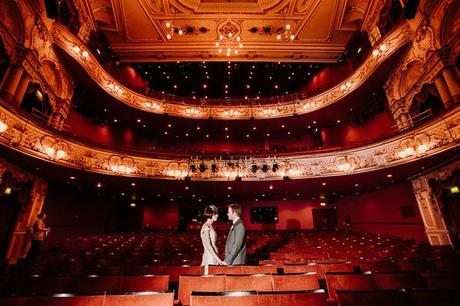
[144,102,162,111]
[166,162,189,179]
[0,118,8,133]
[108,156,135,174]
[262,108,279,117]
[223,109,240,118]
[107,82,124,95]
[223,165,239,179]
[335,155,358,173]
[41,137,68,160]
[185,107,202,117]
[397,135,430,158]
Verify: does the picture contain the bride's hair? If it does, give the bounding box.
[204,205,218,219]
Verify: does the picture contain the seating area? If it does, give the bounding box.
[1,230,460,305]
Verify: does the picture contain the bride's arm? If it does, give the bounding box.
[203,228,223,263]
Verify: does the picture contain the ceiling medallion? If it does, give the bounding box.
[216,20,243,56]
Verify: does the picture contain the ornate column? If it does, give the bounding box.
[389,98,414,130]
[48,98,71,130]
[411,176,452,246]
[437,47,460,103]
[13,73,31,107]
[6,178,48,264]
[434,74,454,108]
[0,64,24,100]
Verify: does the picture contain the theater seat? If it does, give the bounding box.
[0,297,29,306]
[359,261,401,273]
[325,272,378,302]
[257,290,327,306]
[208,265,243,275]
[242,265,277,274]
[190,291,258,306]
[121,275,169,292]
[178,275,226,306]
[283,263,317,274]
[421,272,460,289]
[225,274,273,292]
[26,294,105,306]
[373,271,427,289]
[408,288,460,306]
[336,289,411,306]
[103,291,174,306]
[272,273,320,291]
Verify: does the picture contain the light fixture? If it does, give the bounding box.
[276,11,295,41]
[215,21,243,57]
[164,17,183,40]
[0,119,8,133]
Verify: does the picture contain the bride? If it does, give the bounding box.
[200,205,225,268]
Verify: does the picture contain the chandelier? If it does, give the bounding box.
[276,12,295,41]
[215,20,243,56]
[164,19,183,40]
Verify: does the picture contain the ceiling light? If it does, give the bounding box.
[322,182,326,186]
[97,182,102,188]
[387,174,393,178]
[70,176,75,180]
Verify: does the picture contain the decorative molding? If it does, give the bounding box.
[1,102,459,181]
[52,21,413,120]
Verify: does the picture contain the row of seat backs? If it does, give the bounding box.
[0,275,169,295]
[325,271,460,302]
[336,288,460,306]
[190,290,327,306]
[178,273,319,305]
[0,291,174,306]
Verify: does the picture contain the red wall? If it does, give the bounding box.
[336,182,427,241]
[321,111,395,148]
[302,61,354,95]
[143,205,179,230]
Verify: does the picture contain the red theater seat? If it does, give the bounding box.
[359,261,401,272]
[0,297,29,306]
[272,273,320,291]
[207,265,243,275]
[69,275,122,293]
[190,291,258,306]
[257,290,327,306]
[121,275,169,292]
[373,271,427,289]
[242,265,277,274]
[21,276,72,295]
[103,291,174,306]
[325,272,378,302]
[178,275,226,306]
[421,272,460,289]
[225,274,273,292]
[408,288,460,306]
[397,261,437,272]
[283,263,317,274]
[26,295,105,306]
[169,266,202,282]
[336,289,411,306]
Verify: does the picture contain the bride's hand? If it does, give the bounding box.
[217,259,225,265]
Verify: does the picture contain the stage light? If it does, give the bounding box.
[451,186,459,194]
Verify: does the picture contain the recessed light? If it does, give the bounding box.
[203,84,207,88]
[113,119,118,123]
[269,185,273,190]
[206,134,209,138]
[226,135,229,139]
[70,176,75,180]
[131,182,136,186]
[246,134,250,138]
[387,174,393,178]
[228,186,232,190]
[313,121,316,124]
[164,131,168,135]
[281,125,285,128]
[321,182,326,186]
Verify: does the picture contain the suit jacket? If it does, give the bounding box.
[225,218,247,265]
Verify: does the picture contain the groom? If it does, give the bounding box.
[224,204,247,265]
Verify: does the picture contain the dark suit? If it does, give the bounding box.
[225,218,247,265]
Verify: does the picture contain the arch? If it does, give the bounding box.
[39,59,62,98]
[0,0,25,45]
[399,60,424,99]
[440,1,460,46]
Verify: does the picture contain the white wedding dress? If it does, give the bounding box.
[200,224,218,266]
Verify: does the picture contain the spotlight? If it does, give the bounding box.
[251,165,258,173]
[283,176,291,181]
[272,164,279,172]
[190,164,197,172]
[199,163,206,172]
[262,165,269,173]
[211,164,217,172]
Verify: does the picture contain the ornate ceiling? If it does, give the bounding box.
[84,0,381,62]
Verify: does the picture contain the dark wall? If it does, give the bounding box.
[336,182,426,241]
[42,182,121,246]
